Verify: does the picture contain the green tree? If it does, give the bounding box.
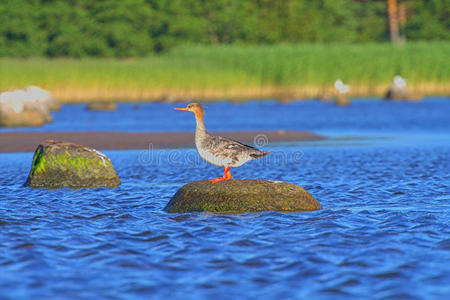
[0,0,448,57]
[0,0,47,56]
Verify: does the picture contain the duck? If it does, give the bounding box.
[175,103,269,182]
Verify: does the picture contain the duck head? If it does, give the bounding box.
[175,103,204,119]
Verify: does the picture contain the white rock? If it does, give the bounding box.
[0,87,53,127]
[25,86,59,110]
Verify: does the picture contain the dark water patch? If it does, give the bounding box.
[437,239,450,250]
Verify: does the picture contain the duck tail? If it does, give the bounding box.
[250,151,270,159]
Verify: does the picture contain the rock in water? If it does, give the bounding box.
[0,89,53,127]
[335,94,350,106]
[165,180,321,213]
[0,103,50,127]
[86,102,117,111]
[385,85,409,100]
[334,79,350,106]
[25,86,60,111]
[25,140,121,188]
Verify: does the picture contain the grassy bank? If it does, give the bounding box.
[1,42,449,102]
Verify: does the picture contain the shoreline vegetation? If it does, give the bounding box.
[1,42,449,102]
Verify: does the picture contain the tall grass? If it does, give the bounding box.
[0,42,448,102]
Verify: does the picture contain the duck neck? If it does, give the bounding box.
[194,112,207,138]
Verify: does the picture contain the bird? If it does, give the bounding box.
[174,103,270,183]
[393,75,407,88]
[334,79,349,94]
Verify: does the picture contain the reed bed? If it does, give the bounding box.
[0,42,448,102]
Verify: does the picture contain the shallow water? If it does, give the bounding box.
[1,98,449,137]
[1,99,450,299]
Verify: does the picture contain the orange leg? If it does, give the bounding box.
[210,167,232,183]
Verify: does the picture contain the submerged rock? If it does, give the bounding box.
[384,75,422,101]
[87,102,117,111]
[25,140,121,188]
[385,86,407,100]
[276,91,295,103]
[165,180,321,213]
[385,75,409,100]
[335,94,350,106]
[334,79,350,106]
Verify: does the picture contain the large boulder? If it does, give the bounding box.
[165,180,322,213]
[0,86,58,127]
[25,140,121,189]
[0,89,52,127]
[25,86,60,111]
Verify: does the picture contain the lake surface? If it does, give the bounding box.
[1,98,449,137]
[1,98,449,299]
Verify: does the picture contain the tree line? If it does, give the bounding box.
[0,0,448,57]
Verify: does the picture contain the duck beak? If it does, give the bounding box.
[174,107,189,111]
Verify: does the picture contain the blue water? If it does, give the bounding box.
[1,99,449,299]
[1,98,449,137]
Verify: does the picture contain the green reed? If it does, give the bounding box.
[0,42,448,100]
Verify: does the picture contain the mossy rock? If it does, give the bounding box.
[25,140,121,188]
[165,180,322,213]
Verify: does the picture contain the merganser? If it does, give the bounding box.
[175,103,269,182]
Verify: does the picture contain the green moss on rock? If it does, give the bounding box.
[165,180,322,213]
[26,140,121,188]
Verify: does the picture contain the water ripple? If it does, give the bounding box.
[1,101,450,298]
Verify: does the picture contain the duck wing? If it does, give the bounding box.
[205,135,269,159]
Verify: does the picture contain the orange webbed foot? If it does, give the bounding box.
[209,177,229,183]
[209,167,232,183]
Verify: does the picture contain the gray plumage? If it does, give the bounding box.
[194,107,269,168]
